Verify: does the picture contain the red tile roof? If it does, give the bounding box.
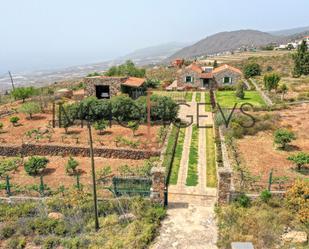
[212,64,242,75]
[122,77,146,88]
[188,63,203,73]
[200,72,213,79]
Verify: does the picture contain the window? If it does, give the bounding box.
[186,76,193,83]
[223,77,232,84]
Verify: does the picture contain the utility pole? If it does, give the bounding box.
[8,71,15,90]
[87,121,100,231]
[146,89,152,148]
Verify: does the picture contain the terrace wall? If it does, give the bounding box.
[0,143,160,160]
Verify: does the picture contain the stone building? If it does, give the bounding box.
[84,76,146,99]
[170,63,242,90]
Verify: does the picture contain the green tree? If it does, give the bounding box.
[93,119,108,135]
[10,116,20,127]
[19,102,41,119]
[235,82,245,99]
[264,73,281,92]
[293,40,309,77]
[127,121,139,136]
[11,87,36,102]
[24,156,49,176]
[213,60,218,68]
[87,72,102,77]
[145,79,160,89]
[66,157,79,175]
[105,60,146,77]
[288,152,309,171]
[274,128,296,150]
[243,63,261,79]
[278,83,288,100]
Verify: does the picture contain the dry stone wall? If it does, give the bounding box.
[0,144,160,160]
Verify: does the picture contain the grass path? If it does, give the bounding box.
[206,127,217,187]
[186,124,199,186]
[195,92,201,102]
[185,92,193,102]
[205,92,212,111]
[169,128,186,185]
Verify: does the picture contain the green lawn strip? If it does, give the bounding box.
[185,92,193,102]
[205,92,212,111]
[206,127,217,187]
[215,90,266,108]
[153,91,186,102]
[169,128,186,185]
[195,92,201,102]
[162,125,179,173]
[186,124,199,186]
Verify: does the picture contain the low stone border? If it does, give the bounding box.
[0,143,160,160]
[250,78,273,106]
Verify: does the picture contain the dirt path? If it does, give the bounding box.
[152,92,218,249]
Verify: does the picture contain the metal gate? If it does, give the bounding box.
[111,176,152,197]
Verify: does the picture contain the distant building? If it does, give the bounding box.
[171,59,185,68]
[167,63,242,90]
[303,36,309,44]
[85,76,146,99]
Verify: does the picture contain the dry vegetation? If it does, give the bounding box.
[236,104,309,186]
[0,111,161,150]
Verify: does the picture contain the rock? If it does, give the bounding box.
[118,213,136,222]
[282,231,308,244]
[48,212,64,220]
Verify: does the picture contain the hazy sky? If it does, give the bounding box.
[1,0,309,73]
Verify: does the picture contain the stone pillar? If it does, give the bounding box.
[218,168,232,205]
[150,167,165,205]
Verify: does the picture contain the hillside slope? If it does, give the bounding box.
[120,42,190,64]
[269,25,309,36]
[167,30,288,60]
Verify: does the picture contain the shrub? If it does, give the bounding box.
[6,236,26,249]
[19,102,41,119]
[260,189,272,203]
[274,128,296,150]
[243,63,261,78]
[93,119,108,135]
[286,180,309,223]
[235,82,245,99]
[263,73,281,92]
[127,121,139,136]
[43,236,60,249]
[65,157,79,175]
[0,122,3,131]
[0,225,15,239]
[234,193,251,208]
[287,152,309,171]
[10,116,20,126]
[0,157,21,177]
[24,156,49,176]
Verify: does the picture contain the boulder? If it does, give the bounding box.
[48,212,64,220]
[118,213,136,223]
[55,89,73,99]
[282,231,308,244]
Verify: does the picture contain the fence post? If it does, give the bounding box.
[6,175,11,197]
[39,175,44,197]
[76,174,80,190]
[268,169,273,191]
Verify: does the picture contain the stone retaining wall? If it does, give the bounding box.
[0,143,160,160]
[217,127,234,205]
